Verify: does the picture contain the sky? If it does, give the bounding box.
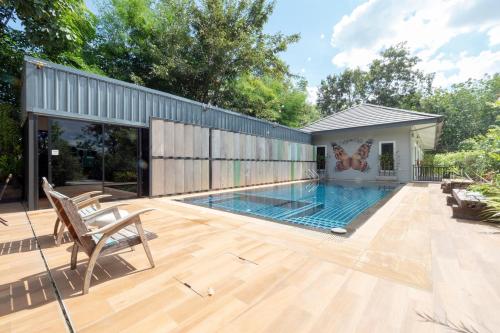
[264,0,500,103]
[85,0,500,103]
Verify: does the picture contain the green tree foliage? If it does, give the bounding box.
[94,0,299,104]
[221,74,319,127]
[0,104,22,179]
[315,69,367,114]
[317,43,433,115]
[0,0,97,181]
[423,126,500,178]
[1,0,97,68]
[420,75,500,151]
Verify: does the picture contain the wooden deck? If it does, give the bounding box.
[1,183,499,332]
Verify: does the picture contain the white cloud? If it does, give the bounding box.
[307,57,312,62]
[301,68,306,73]
[330,0,500,87]
[320,33,325,40]
[332,48,378,69]
[437,50,500,86]
[306,86,318,104]
[487,25,500,46]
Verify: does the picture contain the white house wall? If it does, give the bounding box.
[312,126,412,182]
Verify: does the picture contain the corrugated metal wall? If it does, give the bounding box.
[23,56,311,144]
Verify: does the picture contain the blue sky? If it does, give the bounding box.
[86,0,500,103]
[264,0,500,102]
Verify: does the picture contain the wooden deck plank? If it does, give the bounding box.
[1,183,499,332]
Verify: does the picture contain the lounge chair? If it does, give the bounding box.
[47,190,156,294]
[449,188,487,220]
[42,177,114,245]
[441,178,474,194]
[0,173,12,201]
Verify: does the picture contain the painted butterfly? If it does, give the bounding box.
[331,139,373,172]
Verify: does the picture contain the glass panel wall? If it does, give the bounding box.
[36,117,144,208]
[49,118,103,198]
[103,125,138,200]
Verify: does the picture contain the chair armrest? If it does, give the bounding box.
[71,191,103,203]
[76,194,112,209]
[84,208,157,236]
[81,203,130,221]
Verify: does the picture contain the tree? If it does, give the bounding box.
[222,74,319,127]
[2,0,96,68]
[367,43,433,109]
[317,43,433,115]
[316,68,367,115]
[93,0,299,105]
[0,0,96,181]
[92,0,318,126]
[420,75,500,151]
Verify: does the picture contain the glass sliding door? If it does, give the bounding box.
[103,124,138,200]
[36,116,143,208]
[49,118,103,198]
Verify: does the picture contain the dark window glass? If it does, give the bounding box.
[316,146,326,170]
[49,118,103,197]
[380,143,395,170]
[139,128,150,196]
[103,125,138,200]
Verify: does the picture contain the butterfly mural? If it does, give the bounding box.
[331,139,373,172]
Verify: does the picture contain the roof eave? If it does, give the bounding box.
[308,118,442,136]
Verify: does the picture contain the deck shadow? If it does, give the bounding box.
[0,234,72,256]
[0,254,143,318]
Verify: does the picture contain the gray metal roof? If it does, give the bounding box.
[22,56,311,143]
[301,103,442,133]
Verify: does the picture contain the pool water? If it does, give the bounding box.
[181,181,397,232]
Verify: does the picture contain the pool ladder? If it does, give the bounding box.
[306,169,320,180]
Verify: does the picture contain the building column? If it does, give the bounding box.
[27,113,38,210]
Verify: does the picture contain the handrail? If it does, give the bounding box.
[306,169,319,179]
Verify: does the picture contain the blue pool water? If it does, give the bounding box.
[181,182,397,232]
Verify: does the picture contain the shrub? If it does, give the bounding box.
[424,126,500,179]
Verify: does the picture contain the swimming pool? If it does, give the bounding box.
[181,181,398,233]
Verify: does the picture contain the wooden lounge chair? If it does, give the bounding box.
[42,177,113,245]
[47,190,156,294]
[0,173,12,201]
[441,178,474,194]
[449,189,487,220]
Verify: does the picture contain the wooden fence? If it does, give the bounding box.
[150,119,316,196]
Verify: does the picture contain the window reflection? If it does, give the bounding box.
[50,119,103,197]
[37,117,141,208]
[104,125,138,199]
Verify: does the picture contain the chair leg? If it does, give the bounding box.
[55,221,65,245]
[83,239,107,295]
[53,217,60,238]
[135,221,155,268]
[71,244,79,270]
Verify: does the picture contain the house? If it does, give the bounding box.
[21,57,314,210]
[21,57,442,210]
[302,104,443,182]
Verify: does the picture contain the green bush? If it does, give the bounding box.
[0,104,22,180]
[424,126,500,179]
[469,182,500,224]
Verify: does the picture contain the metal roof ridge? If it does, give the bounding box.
[301,103,364,130]
[363,103,442,118]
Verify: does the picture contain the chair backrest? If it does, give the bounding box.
[48,190,95,255]
[0,173,12,201]
[41,177,56,209]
